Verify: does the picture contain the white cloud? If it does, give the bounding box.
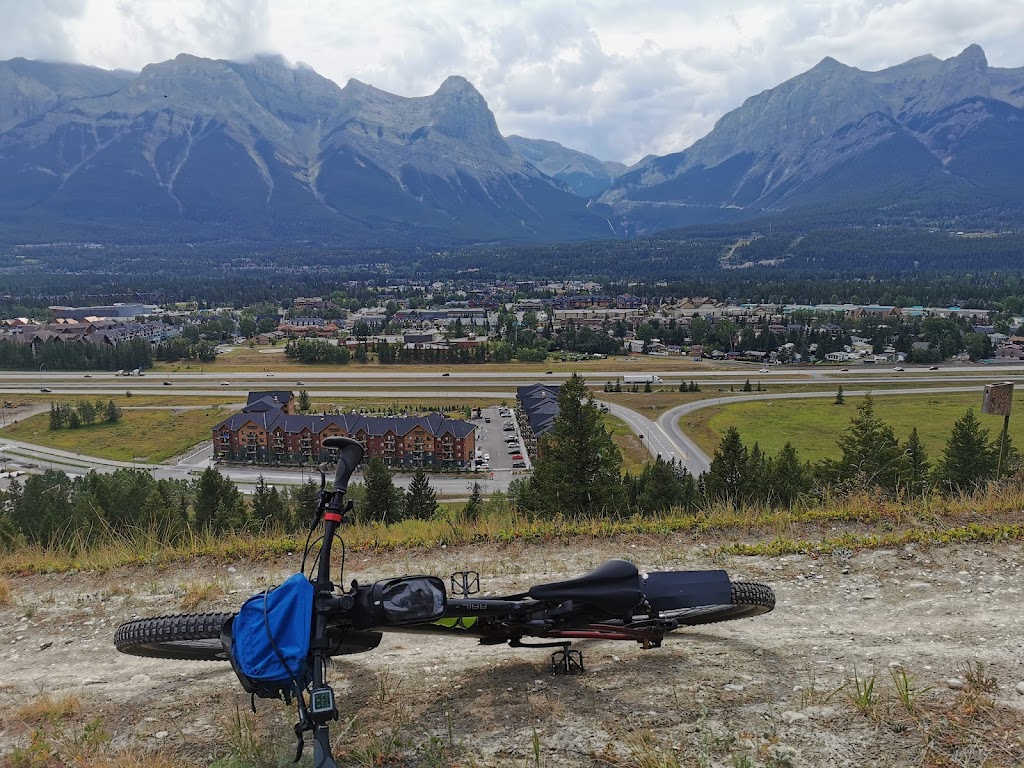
[3,0,1024,163]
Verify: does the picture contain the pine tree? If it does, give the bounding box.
[362,457,404,523]
[528,373,625,516]
[679,380,686,392]
[298,389,311,412]
[643,380,652,393]
[66,408,81,429]
[464,482,484,520]
[838,394,902,491]
[104,400,122,423]
[636,456,692,514]
[934,409,997,493]
[834,386,845,405]
[404,468,438,520]
[742,379,752,392]
[768,443,807,507]
[704,427,750,506]
[48,402,63,431]
[899,427,930,496]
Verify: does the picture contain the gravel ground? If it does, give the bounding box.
[1,538,1023,767]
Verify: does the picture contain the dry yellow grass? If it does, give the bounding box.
[14,692,80,724]
[179,579,225,611]
[0,576,11,605]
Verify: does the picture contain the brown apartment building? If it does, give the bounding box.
[212,394,476,468]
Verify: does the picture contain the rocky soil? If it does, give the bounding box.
[1,538,1023,767]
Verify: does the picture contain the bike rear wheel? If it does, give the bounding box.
[651,581,775,626]
[115,612,234,661]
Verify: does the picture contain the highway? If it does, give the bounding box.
[0,365,1010,488]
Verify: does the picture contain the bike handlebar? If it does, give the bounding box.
[321,436,365,494]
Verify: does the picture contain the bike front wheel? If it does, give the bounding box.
[115,612,234,661]
[652,581,775,626]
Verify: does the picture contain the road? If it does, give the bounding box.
[0,365,1008,487]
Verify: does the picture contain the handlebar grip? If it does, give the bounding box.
[322,436,365,493]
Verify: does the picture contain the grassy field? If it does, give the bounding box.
[1,407,228,463]
[685,391,1024,462]
[603,413,649,474]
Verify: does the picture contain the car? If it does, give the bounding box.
[295,380,304,385]
[512,454,523,461]
[163,381,172,386]
[483,453,490,461]
[478,462,490,470]
[484,417,491,423]
[512,460,526,469]
[220,381,230,386]
[508,447,519,454]
[83,374,92,378]
[442,373,450,377]
[40,388,51,393]
[929,365,939,371]
[503,426,515,432]
[893,366,905,372]
[758,368,769,373]
[545,370,553,375]
[840,367,849,372]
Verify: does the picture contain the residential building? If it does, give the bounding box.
[212,395,475,468]
[516,384,561,458]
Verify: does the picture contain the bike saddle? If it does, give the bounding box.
[528,559,643,615]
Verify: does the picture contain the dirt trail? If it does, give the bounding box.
[1,539,1023,767]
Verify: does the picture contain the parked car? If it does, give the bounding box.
[512,454,523,461]
[503,425,515,432]
[483,453,490,461]
[512,460,526,469]
[484,417,491,423]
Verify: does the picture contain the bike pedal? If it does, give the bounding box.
[450,570,480,597]
[550,649,584,675]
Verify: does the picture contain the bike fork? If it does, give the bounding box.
[313,726,339,768]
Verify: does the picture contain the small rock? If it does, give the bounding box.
[781,711,808,724]
[724,684,745,692]
[1015,682,1024,696]
[753,648,764,657]
[130,674,152,685]
[154,731,168,739]
[226,566,236,573]
[947,678,965,690]
[38,641,52,650]
[83,678,106,686]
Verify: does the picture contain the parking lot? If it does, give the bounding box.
[470,405,530,475]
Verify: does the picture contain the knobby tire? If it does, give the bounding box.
[114,612,235,661]
[655,581,775,626]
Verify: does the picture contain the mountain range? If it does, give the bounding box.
[0,45,1022,247]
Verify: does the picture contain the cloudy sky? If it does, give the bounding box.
[4,0,1024,163]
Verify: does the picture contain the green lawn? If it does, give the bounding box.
[1,407,227,463]
[603,414,649,474]
[685,392,1024,463]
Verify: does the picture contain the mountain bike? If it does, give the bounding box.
[115,437,775,767]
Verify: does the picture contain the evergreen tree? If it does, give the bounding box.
[77,399,97,426]
[742,379,752,392]
[48,402,63,431]
[838,395,902,491]
[644,380,652,393]
[290,479,321,527]
[678,380,686,392]
[901,427,930,496]
[298,389,311,412]
[252,476,290,529]
[704,427,750,506]
[404,467,438,520]
[834,385,845,405]
[66,408,81,429]
[104,400,122,423]
[636,456,693,514]
[528,373,625,516]
[464,482,484,520]
[768,443,807,507]
[362,457,404,522]
[934,409,997,493]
